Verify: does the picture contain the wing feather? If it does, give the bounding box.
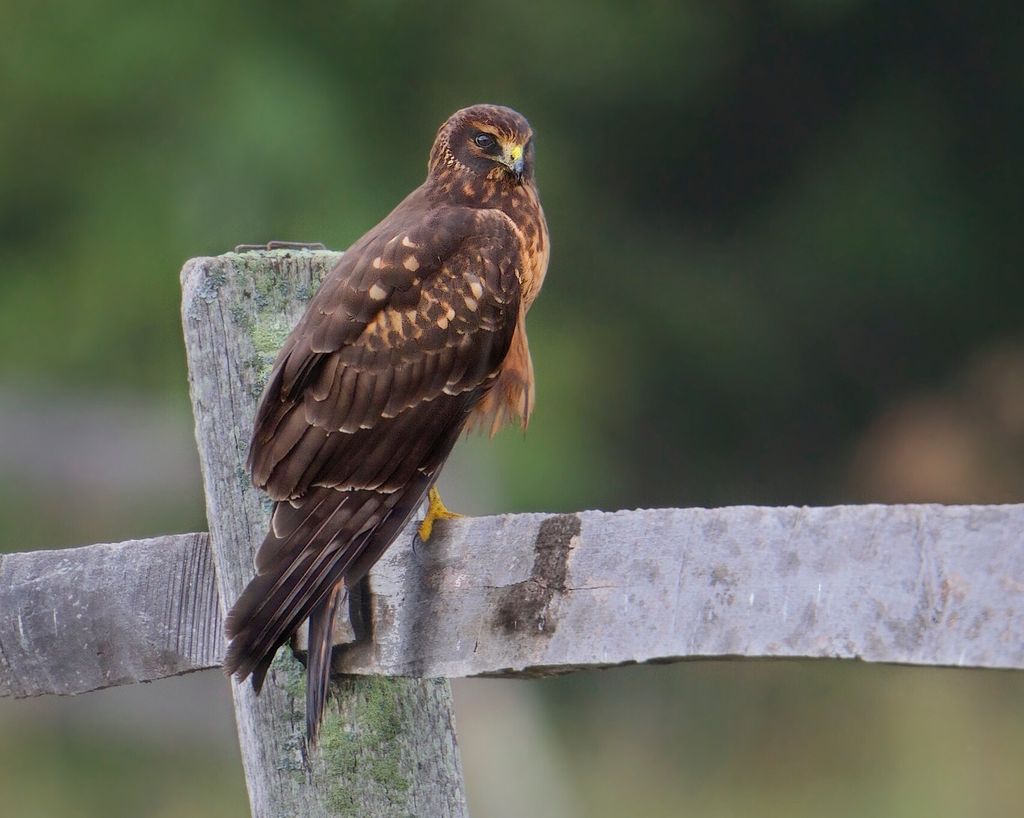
[226,202,524,735]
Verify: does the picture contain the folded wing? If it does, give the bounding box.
[224,203,523,741]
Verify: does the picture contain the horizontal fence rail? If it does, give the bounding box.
[4,503,1022,699]
[0,532,220,698]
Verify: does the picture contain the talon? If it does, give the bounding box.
[417,487,464,542]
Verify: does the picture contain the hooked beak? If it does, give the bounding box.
[502,143,525,183]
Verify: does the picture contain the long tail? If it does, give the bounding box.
[305,582,344,747]
[222,479,433,743]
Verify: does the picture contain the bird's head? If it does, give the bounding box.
[428,104,535,193]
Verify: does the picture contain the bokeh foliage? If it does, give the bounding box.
[1,1,1022,816]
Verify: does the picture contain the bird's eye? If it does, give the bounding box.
[473,132,496,150]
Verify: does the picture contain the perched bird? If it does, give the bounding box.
[223,104,549,746]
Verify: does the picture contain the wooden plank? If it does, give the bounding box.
[0,532,219,698]
[341,503,1024,677]
[181,249,469,818]
[4,503,1022,700]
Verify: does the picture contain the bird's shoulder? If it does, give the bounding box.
[333,194,524,300]
[247,197,526,491]
[290,197,523,360]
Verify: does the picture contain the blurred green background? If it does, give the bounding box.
[2,1,1022,816]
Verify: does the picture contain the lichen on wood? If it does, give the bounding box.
[181,249,469,818]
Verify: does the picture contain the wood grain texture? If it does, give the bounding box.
[338,503,1024,677]
[0,532,219,698]
[4,503,1023,700]
[181,249,468,818]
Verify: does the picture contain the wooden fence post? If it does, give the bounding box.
[181,249,469,818]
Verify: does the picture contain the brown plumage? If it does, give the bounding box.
[223,104,549,746]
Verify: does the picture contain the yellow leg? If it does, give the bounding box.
[417,486,464,542]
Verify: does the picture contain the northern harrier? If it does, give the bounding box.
[224,104,549,745]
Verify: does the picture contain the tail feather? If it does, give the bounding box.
[222,478,434,742]
[305,583,344,748]
[250,651,275,694]
[225,410,467,743]
[223,535,357,684]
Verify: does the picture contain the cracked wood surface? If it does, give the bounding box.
[3,503,1022,701]
[355,503,1024,678]
[0,532,219,698]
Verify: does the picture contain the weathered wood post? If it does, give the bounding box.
[182,249,469,818]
